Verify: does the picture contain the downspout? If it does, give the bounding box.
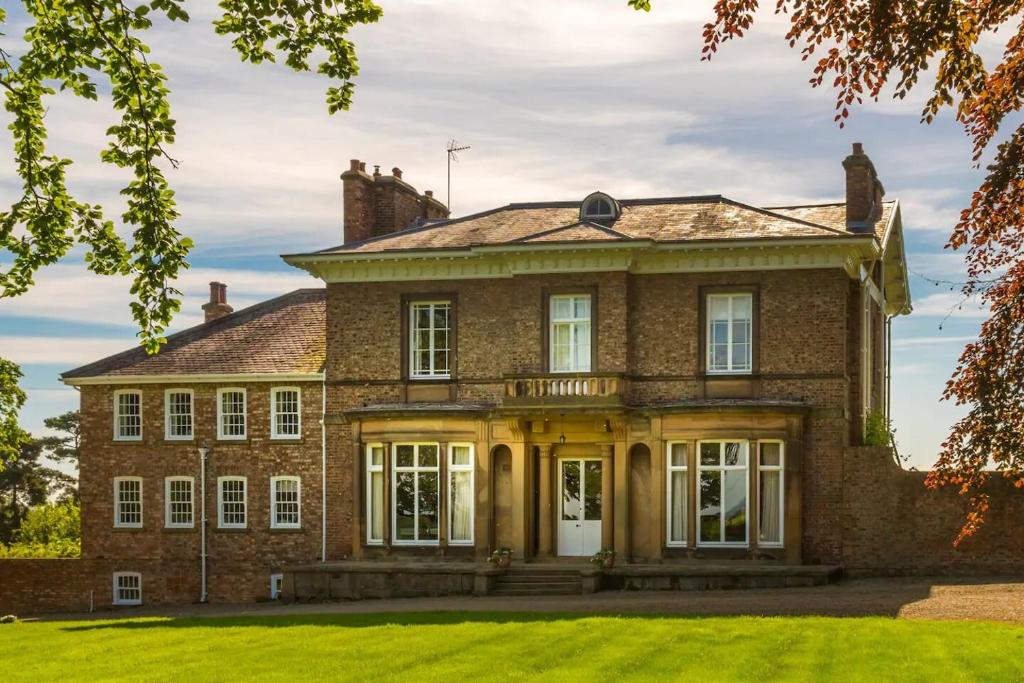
[198,446,209,603]
[321,375,327,562]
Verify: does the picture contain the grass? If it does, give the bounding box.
[2,612,1023,681]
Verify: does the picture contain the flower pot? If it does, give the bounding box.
[497,554,512,569]
[601,555,616,569]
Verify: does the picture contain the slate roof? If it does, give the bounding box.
[62,289,326,380]
[307,196,895,256]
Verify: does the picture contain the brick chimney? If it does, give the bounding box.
[842,142,885,231]
[341,159,450,244]
[202,281,233,323]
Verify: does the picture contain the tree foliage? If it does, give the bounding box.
[632,0,1024,541]
[0,500,80,558]
[0,0,382,466]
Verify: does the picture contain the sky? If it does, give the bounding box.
[0,0,994,469]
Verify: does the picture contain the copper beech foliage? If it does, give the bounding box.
[633,0,1024,543]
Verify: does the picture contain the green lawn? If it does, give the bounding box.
[2,612,1023,681]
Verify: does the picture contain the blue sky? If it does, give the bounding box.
[0,1,991,468]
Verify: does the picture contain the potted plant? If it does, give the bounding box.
[489,548,513,568]
[591,549,616,569]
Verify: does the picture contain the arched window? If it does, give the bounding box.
[580,192,619,221]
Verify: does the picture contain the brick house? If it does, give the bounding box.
[59,143,923,605]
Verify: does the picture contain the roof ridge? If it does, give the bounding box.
[511,220,632,243]
[61,288,326,379]
[720,197,849,236]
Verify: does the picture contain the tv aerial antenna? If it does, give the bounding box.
[446,139,471,213]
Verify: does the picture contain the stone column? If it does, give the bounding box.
[510,441,529,560]
[600,444,614,550]
[537,444,554,557]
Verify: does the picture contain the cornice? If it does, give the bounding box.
[61,372,325,387]
[285,239,878,284]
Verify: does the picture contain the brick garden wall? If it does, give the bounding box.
[842,447,1024,575]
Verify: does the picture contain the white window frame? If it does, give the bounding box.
[665,441,688,548]
[391,442,441,546]
[217,476,248,529]
[164,476,194,529]
[270,386,302,439]
[113,476,143,529]
[217,387,247,441]
[270,573,283,600]
[549,293,592,373]
[409,300,452,380]
[113,389,143,441]
[112,572,142,606]
[447,443,475,546]
[757,440,785,548]
[164,388,194,441]
[270,476,301,529]
[706,293,753,375]
[366,443,385,545]
[696,440,749,548]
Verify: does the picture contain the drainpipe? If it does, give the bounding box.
[321,376,327,563]
[199,446,210,603]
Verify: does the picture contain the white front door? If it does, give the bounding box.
[557,459,603,556]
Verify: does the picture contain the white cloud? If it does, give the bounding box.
[911,292,989,319]
[0,337,130,365]
[0,263,319,331]
[892,335,976,349]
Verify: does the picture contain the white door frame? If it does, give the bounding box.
[557,458,603,557]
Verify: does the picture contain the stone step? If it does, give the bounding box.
[491,585,583,596]
[495,579,582,589]
[496,573,582,583]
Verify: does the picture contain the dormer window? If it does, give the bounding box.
[580,192,619,222]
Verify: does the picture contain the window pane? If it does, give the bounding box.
[723,470,747,543]
[416,307,430,330]
[370,471,384,540]
[574,296,590,319]
[553,297,571,319]
[724,442,744,466]
[712,344,728,369]
[433,305,448,329]
[417,472,439,541]
[451,445,471,467]
[711,321,729,345]
[670,442,688,468]
[584,460,602,521]
[699,471,721,542]
[759,470,782,544]
[670,470,687,543]
[394,472,416,541]
[759,442,781,467]
[732,294,752,319]
[561,461,580,521]
[418,444,438,468]
[732,343,750,369]
[450,470,472,542]
[396,445,415,468]
[369,445,383,468]
[709,296,730,321]
[700,442,720,466]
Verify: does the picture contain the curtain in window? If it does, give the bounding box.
[450,471,472,542]
[670,470,687,543]
[759,470,781,544]
[370,470,384,541]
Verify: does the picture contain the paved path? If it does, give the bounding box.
[29,577,1024,623]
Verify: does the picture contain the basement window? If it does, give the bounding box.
[113,572,142,606]
[270,574,283,600]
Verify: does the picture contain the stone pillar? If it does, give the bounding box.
[613,440,629,559]
[537,444,554,557]
[600,444,614,551]
[510,441,529,560]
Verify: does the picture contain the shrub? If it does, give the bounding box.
[864,410,894,447]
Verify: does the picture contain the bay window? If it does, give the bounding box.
[549,293,592,373]
[706,292,753,374]
[409,301,451,379]
[393,443,440,544]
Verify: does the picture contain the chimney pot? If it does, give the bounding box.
[202,281,234,322]
[392,167,402,179]
[852,142,864,155]
[424,190,433,198]
[359,161,366,172]
[373,165,381,177]
[842,143,884,230]
[349,159,361,171]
